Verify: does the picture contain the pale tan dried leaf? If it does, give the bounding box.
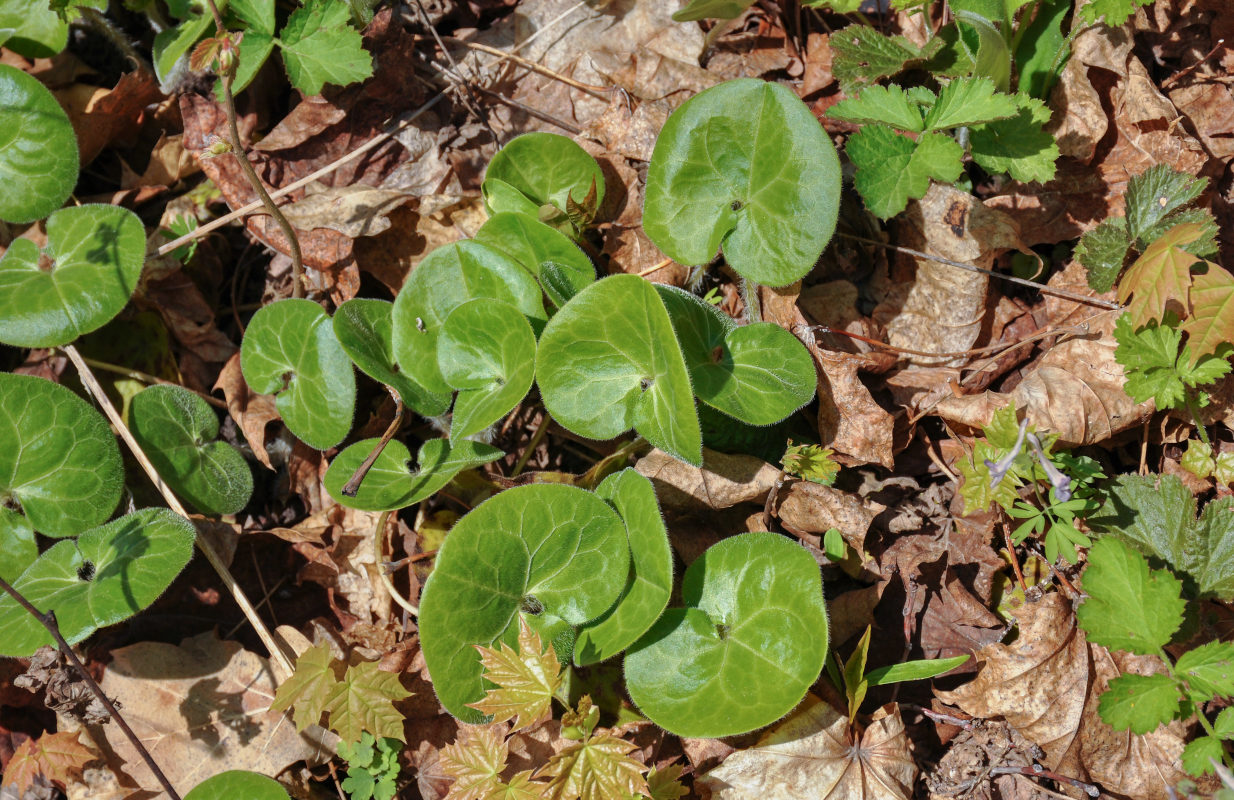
[280,185,414,239]
[635,448,781,511]
[213,352,281,470]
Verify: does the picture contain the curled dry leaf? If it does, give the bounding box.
[776,479,884,558]
[635,448,781,511]
[697,697,915,800]
[213,352,281,471]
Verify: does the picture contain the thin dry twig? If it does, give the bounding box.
[373,509,418,617]
[440,37,613,99]
[81,356,227,409]
[343,389,405,497]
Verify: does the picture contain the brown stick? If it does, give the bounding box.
[80,356,227,409]
[989,764,1100,797]
[343,390,405,497]
[0,575,183,800]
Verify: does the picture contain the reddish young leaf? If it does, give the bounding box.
[467,618,562,732]
[536,732,647,800]
[1118,223,1204,328]
[441,726,508,800]
[1,732,96,794]
[1181,262,1234,358]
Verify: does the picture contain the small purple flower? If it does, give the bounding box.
[985,418,1029,489]
[1027,433,1072,502]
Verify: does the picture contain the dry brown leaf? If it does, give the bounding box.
[279,184,415,238]
[54,70,163,165]
[697,698,915,800]
[635,448,780,511]
[814,346,897,468]
[90,632,331,796]
[777,480,884,560]
[213,352,281,470]
[2,732,96,794]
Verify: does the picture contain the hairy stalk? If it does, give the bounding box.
[343,389,405,497]
[1185,392,1212,446]
[204,0,305,298]
[0,574,183,800]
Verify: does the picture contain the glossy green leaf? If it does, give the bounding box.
[1097,673,1181,734]
[129,385,253,515]
[152,9,213,83]
[333,298,450,416]
[185,771,291,800]
[672,0,755,20]
[1014,0,1070,99]
[0,205,145,347]
[420,484,629,722]
[0,0,66,58]
[391,240,545,398]
[536,275,701,466]
[655,285,816,425]
[483,132,605,219]
[0,508,196,657]
[644,79,841,287]
[865,654,970,686]
[954,11,1011,92]
[324,437,503,511]
[575,469,673,666]
[0,64,78,224]
[0,373,122,538]
[0,508,36,584]
[474,213,595,306]
[439,300,537,440]
[624,532,828,738]
[240,298,356,450]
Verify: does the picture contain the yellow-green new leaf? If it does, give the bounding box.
[323,660,412,744]
[269,642,340,731]
[1118,223,1204,329]
[537,733,647,800]
[468,618,562,732]
[1181,261,1234,359]
[441,726,508,800]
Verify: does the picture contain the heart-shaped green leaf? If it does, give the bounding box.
[241,299,356,450]
[474,213,596,306]
[323,437,503,511]
[574,469,673,666]
[0,508,36,584]
[624,532,829,737]
[0,205,145,347]
[643,78,841,287]
[0,508,196,657]
[391,240,546,398]
[186,771,290,800]
[483,132,605,221]
[655,285,816,425]
[0,64,77,223]
[0,373,122,538]
[537,275,702,465]
[439,299,536,440]
[129,385,253,515]
[419,484,629,722]
[333,298,451,416]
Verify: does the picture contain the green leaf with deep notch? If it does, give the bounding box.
[333,298,450,416]
[0,63,77,223]
[185,771,291,800]
[969,95,1058,183]
[0,205,145,347]
[323,437,503,511]
[240,298,356,450]
[129,385,253,515]
[438,299,537,441]
[0,508,36,584]
[0,373,122,538]
[483,132,605,220]
[474,213,595,307]
[624,532,828,737]
[536,275,701,466]
[419,484,629,722]
[1174,640,1234,702]
[655,285,815,425]
[0,508,196,657]
[644,79,841,287]
[1075,537,1185,655]
[391,240,545,398]
[278,0,373,95]
[574,469,673,666]
[921,77,1019,130]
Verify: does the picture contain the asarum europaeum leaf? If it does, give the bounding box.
[482,132,605,221]
[0,508,196,657]
[474,212,595,307]
[624,532,829,738]
[0,507,37,584]
[574,469,673,666]
[536,275,702,466]
[654,285,816,425]
[643,78,841,288]
[391,240,546,398]
[438,299,536,441]
[0,373,122,538]
[419,484,629,722]
[184,771,290,800]
[0,205,145,347]
[0,63,78,224]
[240,298,356,450]
[129,385,253,515]
[333,298,451,417]
[323,436,503,512]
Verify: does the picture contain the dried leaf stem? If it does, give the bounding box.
[80,356,227,409]
[373,509,418,617]
[342,389,405,497]
[0,574,183,800]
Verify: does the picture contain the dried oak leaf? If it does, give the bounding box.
[2,732,96,794]
[697,697,915,800]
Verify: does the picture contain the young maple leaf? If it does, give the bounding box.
[269,642,341,731]
[642,763,688,800]
[324,659,413,744]
[467,617,562,731]
[1,731,96,794]
[536,732,648,800]
[441,726,509,800]
[1181,261,1234,359]
[1118,223,1205,329]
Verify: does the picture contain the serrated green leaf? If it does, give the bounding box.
[152,10,212,83]
[419,484,629,722]
[575,469,673,666]
[1216,706,1234,738]
[847,125,963,218]
[0,63,77,223]
[827,84,925,132]
[624,532,828,738]
[644,78,841,287]
[0,508,36,584]
[969,95,1058,183]
[922,77,1018,130]
[1075,537,1184,654]
[391,240,545,398]
[1140,207,1220,260]
[1014,0,1070,99]
[474,213,595,307]
[0,373,122,538]
[1097,673,1181,734]
[333,298,450,416]
[1174,640,1234,702]
[1077,218,1133,293]
[468,617,562,730]
[229,0,274,32]
[230,31,275,95]
[240,298,356,450]
[185,771,291,800]
[0,509,196,657]
[655,285,816,425]
[957,442,1020,513]
[1078,0,1153,26]
[323,437,503,511]
[323,659,411,743]
[269,641,339,731]
[671,0,755,21]
[1126,164,1207,243]
[1182,439,1216,480]
[129,385,253,515]
[831,24,936,90]
[439,299,536,440]
[1113,314,1189,409]
[865,654,970,686]
[279,26,372,95]
[484,132,605,222]
[1182,735,1227,777]
[0,0,67,58]
[0,205,145,347]
[1216,452,1234,487]
[536,275,701,466]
